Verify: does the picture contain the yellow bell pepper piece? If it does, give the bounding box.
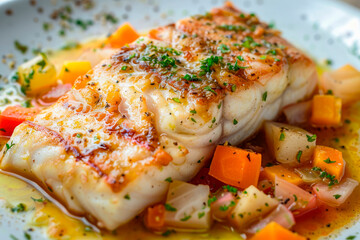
[18,53,57,95]
[59,61,92,84]
[310,95,341,126]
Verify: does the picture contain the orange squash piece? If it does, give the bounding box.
[250,222,306,240]
[106,22,140,48]
[263,165,303,186]
[310,95,342,126]
[144,204,165,230]
[209,145,261,189]
[312,145,345,181]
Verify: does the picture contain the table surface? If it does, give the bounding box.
[343,0,360,8]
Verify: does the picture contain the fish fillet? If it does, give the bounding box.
[0,2,317,230]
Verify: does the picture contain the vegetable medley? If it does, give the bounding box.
[1,21,360,240]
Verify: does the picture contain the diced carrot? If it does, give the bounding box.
[106,22,140,48]
[312,145,345,181]
[250,222,306,240]
[144,204,165,230]
[0,106,40,136]
[209,145,261,189]
[263,165,303,186]
[153,149,173,166]
[310,95,342,126]
[58,61,92,85]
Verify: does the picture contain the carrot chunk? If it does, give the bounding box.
[106,22,140,48]
[310,95,342,126]
[209,145,261,189]
[263,165,303,186]
[144,204,165,230]
[312,145,345,181]
[0,106,40,136]
[250,222,306,240]
[58,61,92,85]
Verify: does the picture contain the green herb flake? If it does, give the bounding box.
[164,203,177,212]
[24,232,31,240]
[121,66,127,71]
[190,109,197,114]
[204,86,217,95]
[180,214,191,221]
[306,134,317,142]
[10,235,19,240]
[231,85,236,92]
[262,91,268,101]
[293,194,298,202]
[191,117,197,123]
[260,55,267,60]
[223,185,238,194]
[5,141,15,154]
[31,197,44,203]
[14,40,28,54]
[333,194,341,199]
[11,203,26,213]
[279,132,285,141]
[84,226,92,232]
[296,150,303,163]
[172,98,181,103]
[208,196,217,206]
[346,236,356,240]
[198,212,205,219]
[324,158,336,164]
[233,119,238,125]
[218,44,231,54]
[124,194,131,200]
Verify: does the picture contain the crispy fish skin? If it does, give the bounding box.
[0,2,316,230]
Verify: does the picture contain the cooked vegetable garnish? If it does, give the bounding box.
[209,145,261,188]
[59,61,92,84]
[263,165,303,186]
[106,22,140,48]
[312,145,345,181]
[250,222,306,240]
[229,186,278,230]
[0,106,40,136]
[310,95,342,126]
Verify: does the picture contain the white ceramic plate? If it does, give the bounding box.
[0,0,360,239]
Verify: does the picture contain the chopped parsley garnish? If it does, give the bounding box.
[223,185,238,194]
[5,141,15,154]
[279,132,285,141]
[227,60,248,71]
[172,98,181,103]
[293,194,298,202]
[296,150,303,163]
[208,196,217,206]
[21,100,32,108]
[260,55,267,60]
[61,41,80,50]
[121,66,127,71]
[180,213,191,221]
[346,236,356,240]
[24,232,31,240]
[11,203,26,213]
[164,203,177,212]
[333,194,341,199]
[262,91,268,101]
[10,235,18,240]
[323,158,336,164]
[104,13,118,24]
[165,177,173,183]
[204,86,217,95]
[266,49,277,55]
[217,24,246,32]
[233,119,238,125]
[199,55,223,75]
[190,109,197,114]
[326,89,333,95]
[198,212,205,219]
[14,40,28,54]
[242,36,261,49]
[306,134,317,142]
[124,194,131,200]
[84,226,92,232]
[217,102,222,109]
[76,133,82,138]
[218,44,231,54]
[219,201,235,211]
[237,56,245,61]
[312,167,339,186]
[183,74,201,81]
[191,117,197,123]
[31,197,44,202]
[345,119,351,124]
[231,85,237,92]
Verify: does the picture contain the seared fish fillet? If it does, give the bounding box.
[0,2,317,230]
